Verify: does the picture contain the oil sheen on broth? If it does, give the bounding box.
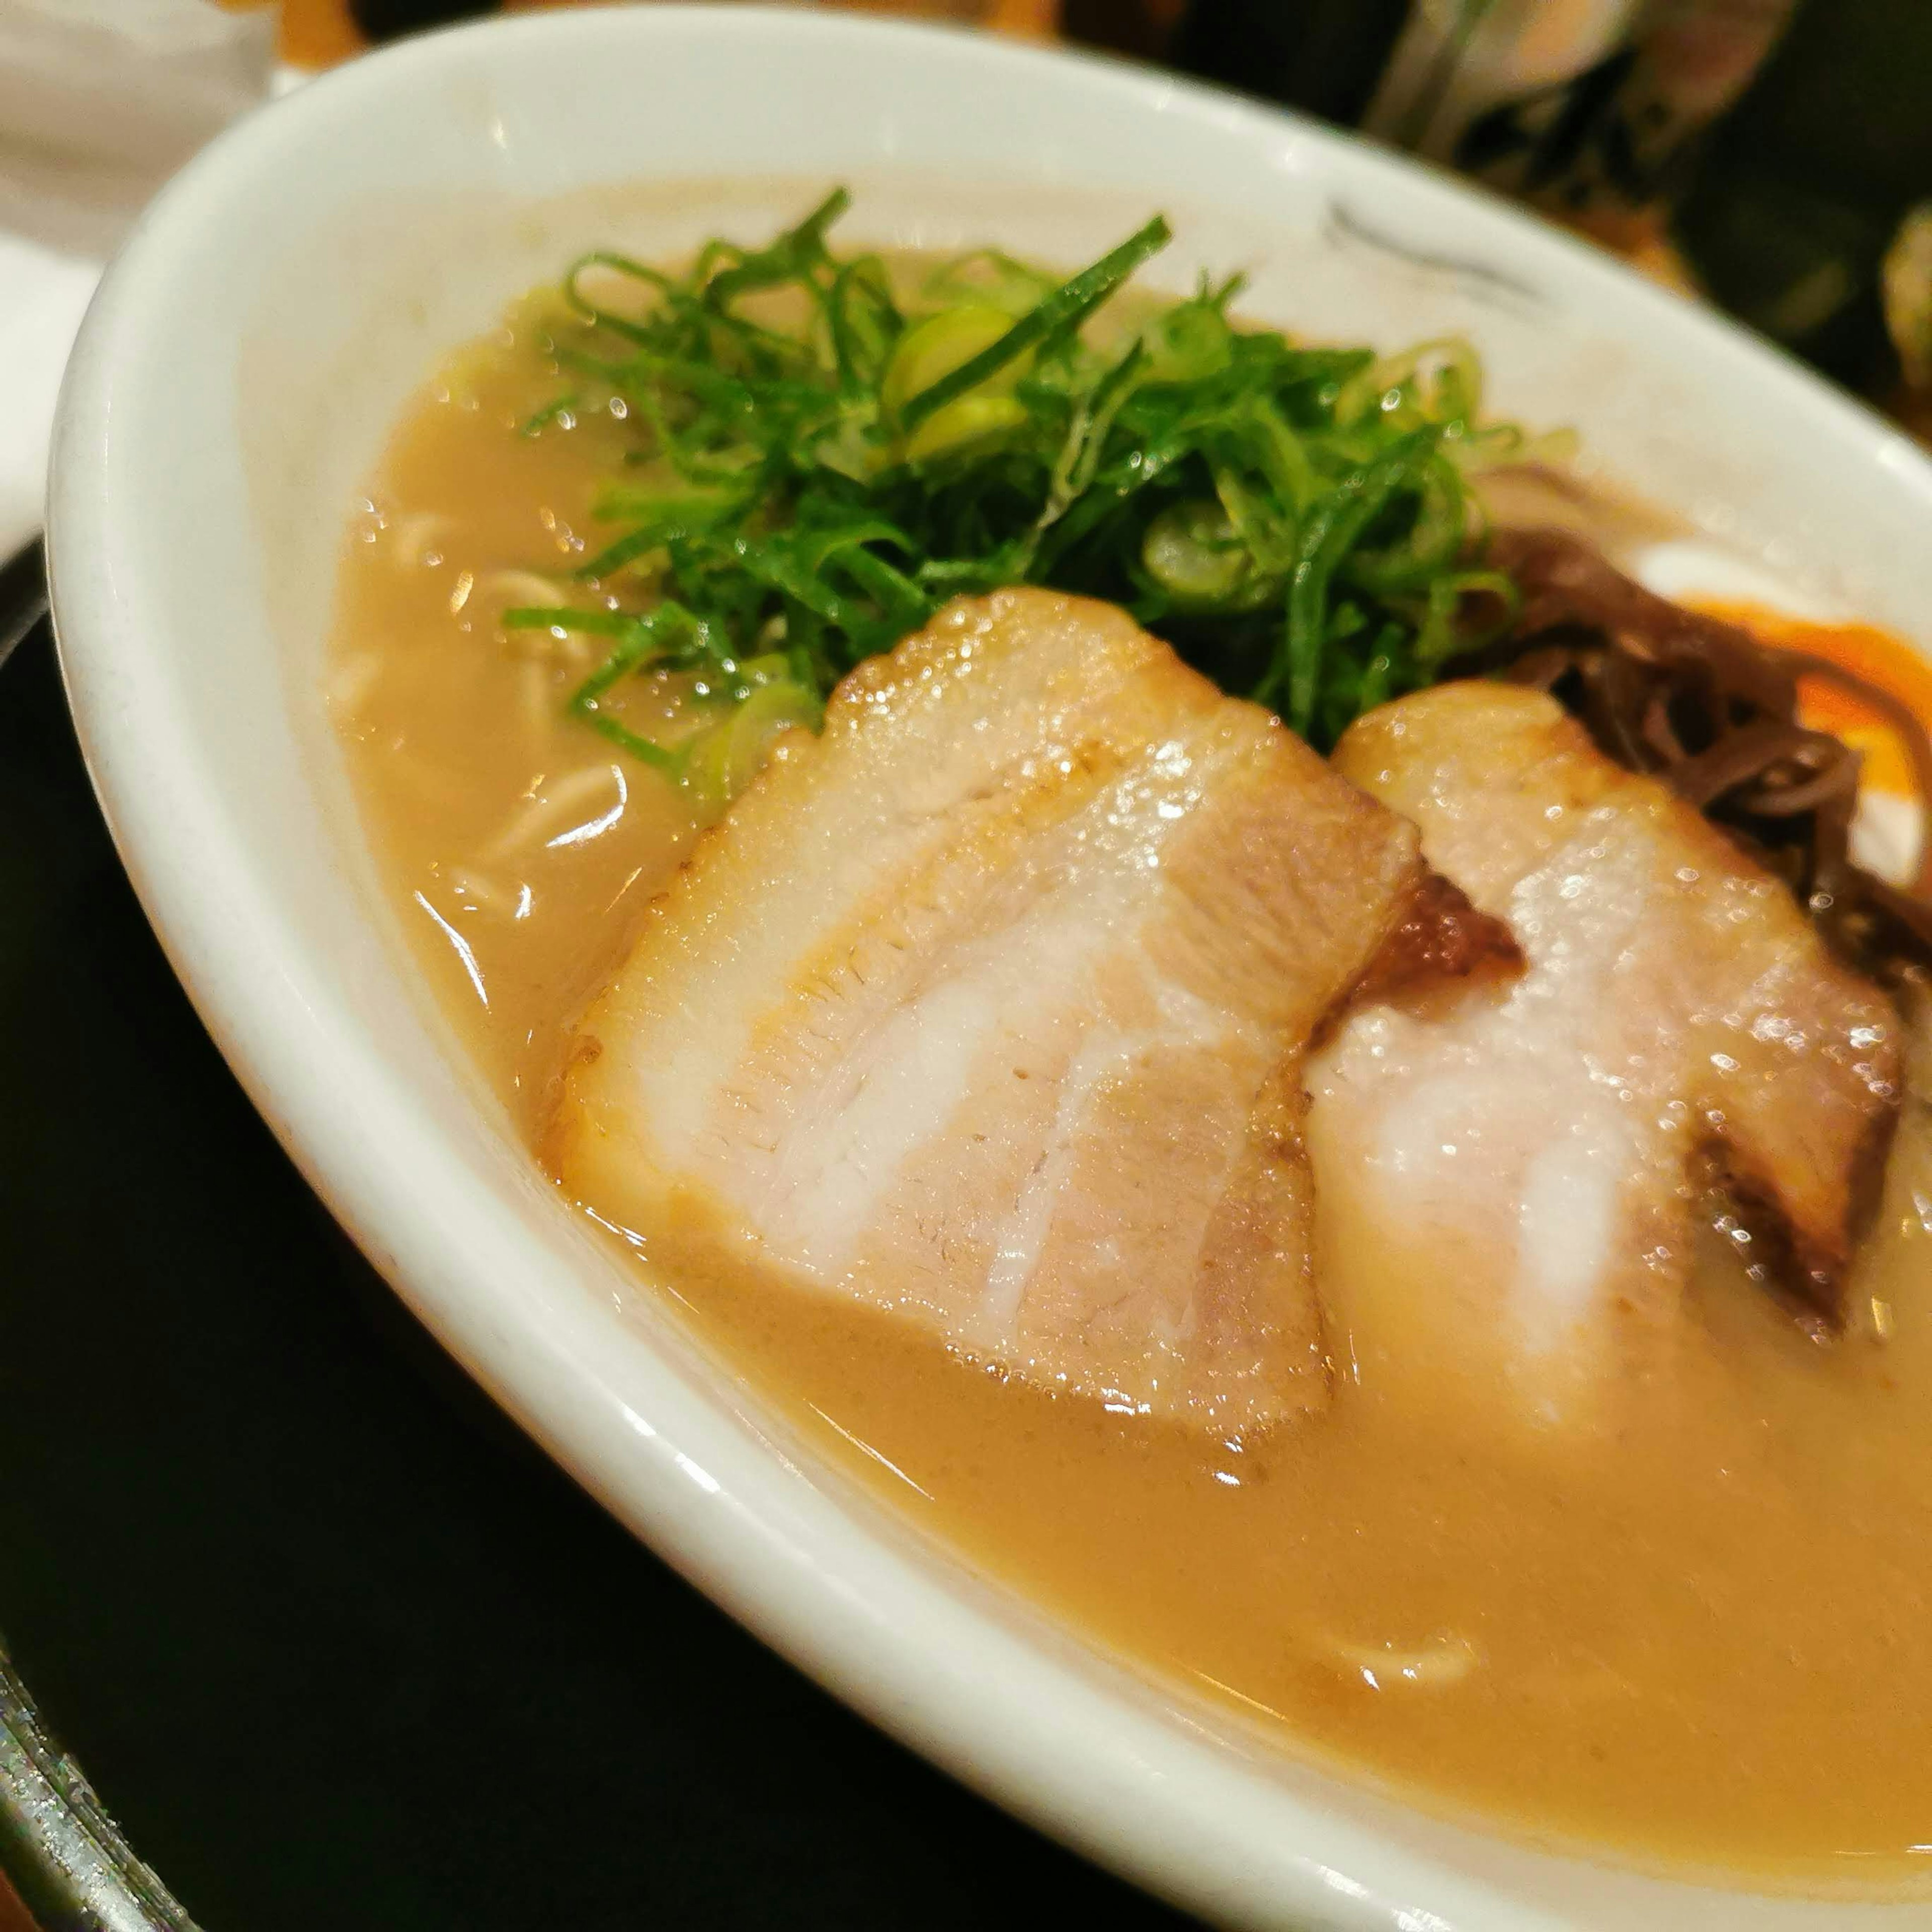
[330,292,1932,1887]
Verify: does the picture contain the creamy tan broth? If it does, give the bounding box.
[331,293,1932,1888]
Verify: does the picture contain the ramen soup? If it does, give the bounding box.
[328,204,1932,1887]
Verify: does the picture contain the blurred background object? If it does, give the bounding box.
[0,0,275,257]
[1364,0,1799,251]
[1673,0,1932,406]
[1068,0,1932,437]
[0,0,275,554]
[1884,202,1932,440]
[1110,0,1799,249]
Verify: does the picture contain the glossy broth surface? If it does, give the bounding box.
[331,299,1932,1888]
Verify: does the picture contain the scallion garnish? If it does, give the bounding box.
[505,190,1550,790]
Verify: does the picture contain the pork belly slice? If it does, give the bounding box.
[1308,682,1902,1428]
[552,588,1493,1434]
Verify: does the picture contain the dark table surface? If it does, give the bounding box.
[0,615,1201,1931]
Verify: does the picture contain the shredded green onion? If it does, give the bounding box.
[503,189,1541,786]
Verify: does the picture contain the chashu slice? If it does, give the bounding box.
[1308,681,1902,1430]
[553,589,1499,1435]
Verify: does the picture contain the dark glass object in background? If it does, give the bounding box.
[1135,0,1931,417]
[1440,0,1798,245]
[1146,0,1797,251]
[349,0,496,41]
[1675,0,1932,396]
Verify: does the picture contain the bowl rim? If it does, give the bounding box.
[45,10,1932,1930]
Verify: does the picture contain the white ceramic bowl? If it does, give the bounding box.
[47,10,1932,1927]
